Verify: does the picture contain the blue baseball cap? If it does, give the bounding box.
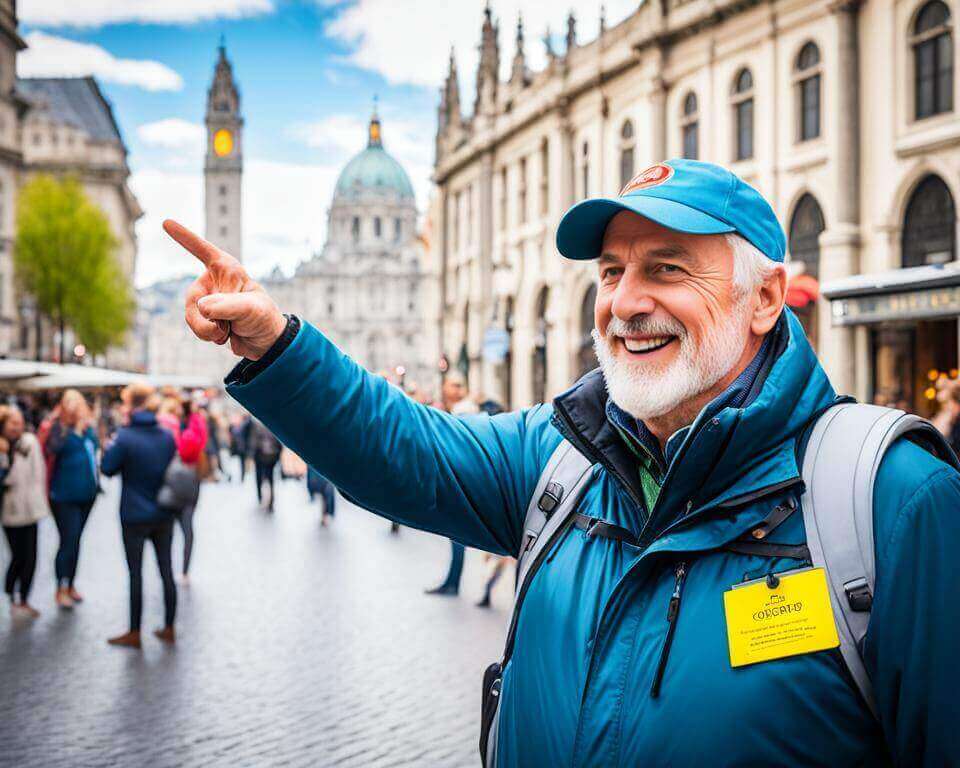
[555,158,786,263]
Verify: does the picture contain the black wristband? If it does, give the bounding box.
[225,314,301,386]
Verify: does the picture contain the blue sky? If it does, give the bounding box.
[17,0,635,286]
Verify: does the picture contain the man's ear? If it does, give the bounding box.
[750,265,787,336]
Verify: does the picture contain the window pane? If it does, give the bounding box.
[937,33,954,113]
[801,75,821,140]
[916,40,936,118]
[684,92,698,115]
[916,0,950,34]
[620,147,634,189]
[737,99,754,160]
[683,122,698,159]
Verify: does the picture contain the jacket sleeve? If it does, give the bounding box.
[865,452,960,765]
[178,413,208,464]
[46,421,67,456]
[225,320,558,555]
[99,433,125,477]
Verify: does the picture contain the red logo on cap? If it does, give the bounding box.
[620,163,674,196]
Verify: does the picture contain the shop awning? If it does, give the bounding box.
[0,363,216,392]
[785,274,819,308]
[821,263,960,326]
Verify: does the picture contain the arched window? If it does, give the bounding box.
[581,141,590,198]
[788,194,826,345]
[351,216,360,242]
[577,283,598,378]
[912,0,954,119]
[394,217,402,241]
[681,92,699,160]
[619,120,635,190]
[795,43,822,141]
[732,68,754,161]
[902,174,956,266]
[532,288,549,403]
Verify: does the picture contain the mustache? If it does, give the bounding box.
[602,315,686,339]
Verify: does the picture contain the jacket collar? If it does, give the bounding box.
[552,310,836,541]
[130,410,157,427]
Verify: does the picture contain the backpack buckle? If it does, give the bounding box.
[537,481,564,517]
[844,577,873,612]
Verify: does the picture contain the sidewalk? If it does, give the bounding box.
[0,473,511,767]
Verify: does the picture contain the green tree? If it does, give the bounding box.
[14,174,133,360]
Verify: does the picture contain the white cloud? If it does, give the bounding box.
[138,118,204,149]
[18,32,183,91]
[132,160,341,287]
[324,0,638,94]
[20,0,273,27]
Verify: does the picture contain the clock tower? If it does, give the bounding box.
[204,41,243,261]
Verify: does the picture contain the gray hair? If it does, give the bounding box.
[727,234,781,297]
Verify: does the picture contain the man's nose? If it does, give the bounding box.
[610,270,656,321]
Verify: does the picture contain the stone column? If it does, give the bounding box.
[819,0,862,394]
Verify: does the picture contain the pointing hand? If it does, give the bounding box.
[162,219,287,361]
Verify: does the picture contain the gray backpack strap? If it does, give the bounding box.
[482,439,594,768]
[515,439,594,589]
[801,402,959,720]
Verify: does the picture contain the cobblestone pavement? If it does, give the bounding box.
[0,472,512,768]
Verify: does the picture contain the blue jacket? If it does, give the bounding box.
[47,422,99,504]
[100,410,176,525]
[226,312,960,767]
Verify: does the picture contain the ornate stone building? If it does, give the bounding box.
[433,1,960,416]
[0,1,142,366]
[265,110,432,389]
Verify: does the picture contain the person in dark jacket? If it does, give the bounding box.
[228,413,251,482]
[45,389,99,609]
[249,419,281,511]
[100,382,177,649]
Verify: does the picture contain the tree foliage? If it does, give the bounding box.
[14,174,133,357]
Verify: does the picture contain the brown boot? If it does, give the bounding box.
[55,587,74,610]
[107,630,142,649]
[67,587,84,603]
[153,626,176,644]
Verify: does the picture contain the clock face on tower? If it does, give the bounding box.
[213,128,234,157]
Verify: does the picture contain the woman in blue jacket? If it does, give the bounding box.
[45,389,99,609]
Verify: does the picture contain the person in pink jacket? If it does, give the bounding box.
[157,394,207,584]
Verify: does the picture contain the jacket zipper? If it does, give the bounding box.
[650,561,688,698]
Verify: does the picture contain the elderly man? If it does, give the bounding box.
[165,159,960,766]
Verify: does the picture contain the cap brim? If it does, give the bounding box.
[556,195,736,261]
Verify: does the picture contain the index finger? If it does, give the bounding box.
[163,219,221,268]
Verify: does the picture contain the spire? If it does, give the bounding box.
[368,95,382,148]
[600,4,607,35]
[475,3,500,115]
[510,13,527,85]
[207,40,240,116]
[566,10,577,53]
[444,47,462,126]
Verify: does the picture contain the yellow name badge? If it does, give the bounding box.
[723,567,840,668]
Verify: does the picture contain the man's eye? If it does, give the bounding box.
[601,268,623,281]
[656,263,683,274]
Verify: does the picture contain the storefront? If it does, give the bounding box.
[822,264,960,417]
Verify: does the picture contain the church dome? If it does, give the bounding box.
[334,112,415,202]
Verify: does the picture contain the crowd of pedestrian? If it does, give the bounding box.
[0,365,518,642]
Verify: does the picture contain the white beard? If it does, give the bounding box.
[593,301,751,420]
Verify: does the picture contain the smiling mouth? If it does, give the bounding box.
[620,336,676,354]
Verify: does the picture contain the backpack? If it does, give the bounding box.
[479,403,960,767]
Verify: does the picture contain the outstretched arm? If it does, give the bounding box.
[163,220,558,555]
